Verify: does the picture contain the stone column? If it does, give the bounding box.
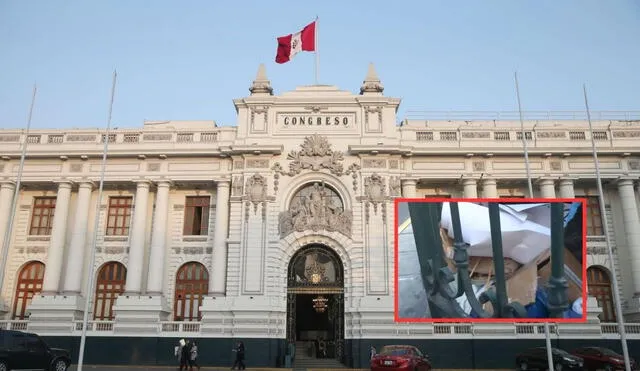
[124,180,151,294]
[62,181,94,294]
[558,178,576,199]
[210,181,230,295]
[41,181,73,294]
[146,181,172,295]
[0,181,16,259]
[617,178,640,295]
[481,178,498,198]
[538,178,556,198]
[401,179,417,198]
[462,179,478,198]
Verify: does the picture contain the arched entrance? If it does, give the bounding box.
[287,244,345,362]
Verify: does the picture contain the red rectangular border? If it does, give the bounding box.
[393,197,588,323]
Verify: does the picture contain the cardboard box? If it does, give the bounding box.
[537,247,583,303]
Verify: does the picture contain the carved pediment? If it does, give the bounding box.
[272,134,360,177]
[271,134,361,193]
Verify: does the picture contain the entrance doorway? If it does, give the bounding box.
[287,244,345,362]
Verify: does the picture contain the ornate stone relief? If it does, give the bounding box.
[389,176,401,197]
[613,130,640,138]
[362,159,386,169]
[243,173,274,217]
[550,161,562,171]
[271,134,361,192]
[250,106,269,127]
[232,175,244,196]
[234,160,244,170]
[357,173,395,222]
[364,106,383,126]
[472,161,485,172]
[279,182,352,239]
[629,160,640,170]
[246,159,269,168]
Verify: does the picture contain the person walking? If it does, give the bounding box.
[180,339,191,371]
[231,341,246,370]
[189,340,201,371]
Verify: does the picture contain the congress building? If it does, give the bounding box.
[0,64,639,369]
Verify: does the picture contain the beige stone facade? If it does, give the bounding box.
[0,64,638,343]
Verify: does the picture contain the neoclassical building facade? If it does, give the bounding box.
[0,64,639,367]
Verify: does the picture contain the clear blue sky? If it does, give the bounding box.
[2,0,639,130]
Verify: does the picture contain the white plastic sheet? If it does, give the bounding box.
[440,202,551,265]
[397,206,431,318]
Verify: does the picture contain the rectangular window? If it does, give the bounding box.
[183,196,211,235]
[586,196,604,236]
[423,194,452,199]
[106,196,133,236]
[29,197,56,235]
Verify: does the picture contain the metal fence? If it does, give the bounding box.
[407,202,568,319]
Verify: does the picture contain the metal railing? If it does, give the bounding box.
[404,110,640,121]
[407,201,568,319]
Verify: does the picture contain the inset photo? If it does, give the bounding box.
[395,198,587,323]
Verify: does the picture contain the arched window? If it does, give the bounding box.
[587,266,615,322]
[94,262,127,320]
[13,261,45,319]
[174,262,209,321]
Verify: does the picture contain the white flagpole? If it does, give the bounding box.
[0,84,37,299]
[583,84,632,371]
[514,72,555,371]
[77,70,117,371]
[314,15,319,85]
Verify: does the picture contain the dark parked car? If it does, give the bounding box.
[370,345,432,371]
[0,329,71,371]
[571,346,639,371]
[516,346,584,370]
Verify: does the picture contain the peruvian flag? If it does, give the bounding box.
[275,21,316,64]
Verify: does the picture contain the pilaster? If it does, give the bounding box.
[558,177,577,199]
[616,178,640,303]
[124,180,151,294]
[537,178,556,199]
[0,181,16,269]
[461,178,478,198]
[62,181,95,294]
[480,178,498,198]
[41,181,73,294]
[401,179,417,198]
[211,180,231,295]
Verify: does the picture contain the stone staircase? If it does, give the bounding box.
[293,341,347,371]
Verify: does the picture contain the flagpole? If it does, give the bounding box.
[77,70,117,371]
[314,15,319,85]
[0,84,37,301]
[514,72,555,371]
[583,84,632,371]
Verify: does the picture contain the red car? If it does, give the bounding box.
[571,346,639,371]
[370,345,432,371]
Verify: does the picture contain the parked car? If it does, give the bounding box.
[370,345,432,371]
[0,329,71,371]
[515,346,584,370]
[571,346,639,371]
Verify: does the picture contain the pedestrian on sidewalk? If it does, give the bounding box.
[231,340,246,370]
[189,340,201,371]
[179,339,191,371]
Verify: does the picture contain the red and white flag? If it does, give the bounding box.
[275,21,316,64]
